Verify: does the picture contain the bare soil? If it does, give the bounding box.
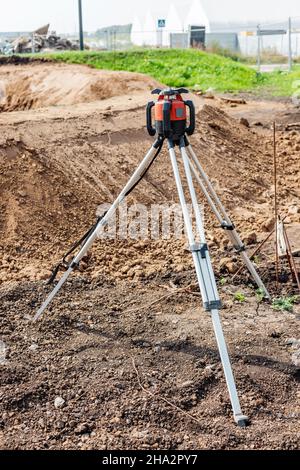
[0,63,299,450]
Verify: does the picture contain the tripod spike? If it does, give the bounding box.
[33,267,74,321]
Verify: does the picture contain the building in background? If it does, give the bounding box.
[131,16,143,46]
[130,0,300,56]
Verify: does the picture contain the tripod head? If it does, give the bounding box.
[146,88,195,143]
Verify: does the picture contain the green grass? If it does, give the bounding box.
[32,49,300,96]
[272,296,298,312]
[257,68,300,97]
[234,292,246,303]
[35,49,266,93]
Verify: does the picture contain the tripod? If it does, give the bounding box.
[34,89,270,426]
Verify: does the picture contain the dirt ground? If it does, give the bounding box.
[0,62,299,450]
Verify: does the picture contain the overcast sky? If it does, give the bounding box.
[0,0,299,33]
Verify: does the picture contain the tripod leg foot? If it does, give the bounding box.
[234,414,249,427]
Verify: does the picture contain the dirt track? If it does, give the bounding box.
[0,63,299,450]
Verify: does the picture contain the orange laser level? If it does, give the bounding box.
[146,88,195,142]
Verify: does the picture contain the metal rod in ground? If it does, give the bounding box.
[232,215,288,281]
[283,223,300,293]
[273,122,280,289]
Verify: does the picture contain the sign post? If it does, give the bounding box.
[157,19,166,47]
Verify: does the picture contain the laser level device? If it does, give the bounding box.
[146,88,195,141]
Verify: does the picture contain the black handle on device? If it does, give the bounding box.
[163,101,172,137]
[185,100,195,136]
[146,101,156,136]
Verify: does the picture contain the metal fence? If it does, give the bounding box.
[1,17,300,69]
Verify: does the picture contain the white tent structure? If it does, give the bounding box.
[134,7,169,47]
[162,4,183,46]
[184,0,300,32]
[130,0,300,55]
[131,15,144,47]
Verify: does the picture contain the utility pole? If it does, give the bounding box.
[31,33,35,54]
[78,0,84,51]
[288,17,292,72]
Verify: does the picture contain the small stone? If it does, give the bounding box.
[288,206,299,215]
[17,190,27,198]
[55,420,65,429]
[54,397,65,409]
[244,231,257,245]
[205,363,217,371]
[75,423,90,435]
[291,350,300,367]
[131,429,149,439]
[29,343,38,351]
[220,257,236,273]
[205,88,215,99]
[270,331,281,338]
[240,117,250,127]
[111,416,120,424]
[261,217,275,232]
[220,257,231,268]
[180,380,193,388]
[285,338,300,347]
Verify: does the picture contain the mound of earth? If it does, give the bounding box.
[0,63,161,111]
[0,64,299,285]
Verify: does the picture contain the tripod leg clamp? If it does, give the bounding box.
[221,221,235,231]
[234,245,246,253]
[204,300,223,311]
[189,243,208,259]
[70,261,80,269]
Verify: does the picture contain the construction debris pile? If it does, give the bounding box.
[12,33,81,54]
[9,24,84,53]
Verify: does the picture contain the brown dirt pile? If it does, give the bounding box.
[1,92,299,285]
[0,63,160,111]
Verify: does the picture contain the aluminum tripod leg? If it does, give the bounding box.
[168,139,248,426]
[34,141,162,321]
[186,143,270,299]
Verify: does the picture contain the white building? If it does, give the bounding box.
[130,0,300,55]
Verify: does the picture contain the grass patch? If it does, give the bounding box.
[272,296,298,312]
[30,49,300,97]
[33,49,266,93]
[234,292,246,302]
[258,68,300,97]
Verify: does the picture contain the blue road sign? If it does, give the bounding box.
[158,19,166,28]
